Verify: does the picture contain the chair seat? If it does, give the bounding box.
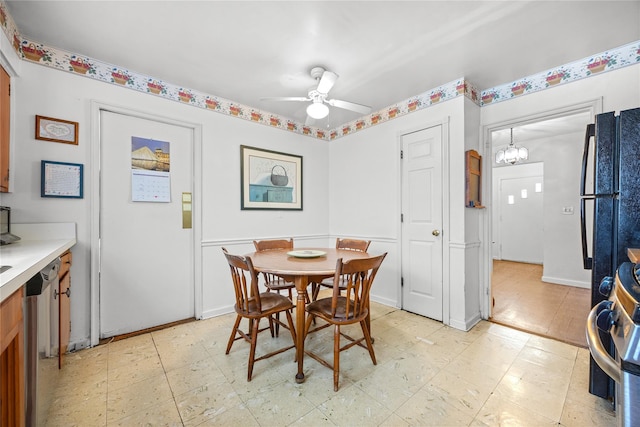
[265,278,295,292]
[317,277,344,290]
[306,296,367,323]
[239,292,295,318]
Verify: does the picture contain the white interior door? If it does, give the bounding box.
[498,174,544,263]
[401,126,443,321]
[99,110,194,338]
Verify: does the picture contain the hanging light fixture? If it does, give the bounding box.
[495,128,528,165]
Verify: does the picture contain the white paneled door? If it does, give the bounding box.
[401,126,443,321]
[99,110,195,338]
[498,174,544,263]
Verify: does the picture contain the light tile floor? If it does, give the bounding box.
[45,301,616,426]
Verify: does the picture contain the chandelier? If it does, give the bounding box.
[495,128,528,165]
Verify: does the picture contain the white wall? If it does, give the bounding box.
[2,59,331,348]
[480,64,640,314]
[481,66,640,125]
[329,96,485,330]
[538,130,592,287]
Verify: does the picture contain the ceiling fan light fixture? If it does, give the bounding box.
[306,101,329,119]
[264,66,369,120]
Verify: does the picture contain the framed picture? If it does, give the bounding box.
[241,145,302,210]
[41,160,84,198]
[35,115,79,145]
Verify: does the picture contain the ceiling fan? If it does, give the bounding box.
[262,66,372,121]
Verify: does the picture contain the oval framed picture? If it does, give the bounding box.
[35,115,79,145]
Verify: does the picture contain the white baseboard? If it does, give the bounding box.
[202,306,234,319]
[541,275,590,289]
[68,338,92,351]
[449,312,482,332]
[371,295,398,308]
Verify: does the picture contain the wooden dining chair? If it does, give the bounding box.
[253,238,298,333]
[311,238,372,301]
[253,238,295,298]
[303,253,387,391]
[222,248,297,381]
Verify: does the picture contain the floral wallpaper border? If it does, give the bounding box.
[480,40,640,106]
[1,2,639,141]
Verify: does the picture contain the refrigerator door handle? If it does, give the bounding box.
[580,123,595,197]
[581,196,593,270]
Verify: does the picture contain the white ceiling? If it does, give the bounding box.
[5,1,640,128]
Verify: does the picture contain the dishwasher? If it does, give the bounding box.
[25,257,61,427]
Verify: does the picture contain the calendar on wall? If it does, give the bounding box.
[131,170,171,202]
[130,136,171,202]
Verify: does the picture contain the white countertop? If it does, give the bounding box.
[0,223,76,303]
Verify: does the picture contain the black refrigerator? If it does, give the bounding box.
[580,107,640,399]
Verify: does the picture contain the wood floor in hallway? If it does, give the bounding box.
[490,260,590,348]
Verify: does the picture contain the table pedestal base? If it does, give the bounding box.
[295,278,308,384]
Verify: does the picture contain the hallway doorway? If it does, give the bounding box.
[486,107,596,347]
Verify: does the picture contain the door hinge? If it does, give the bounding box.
[400,150,403,159]
[401,213,404,223]
[401,277,404,287]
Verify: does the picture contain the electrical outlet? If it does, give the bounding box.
[562,206,574,215]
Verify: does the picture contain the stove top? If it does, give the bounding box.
[616,262,640,324]
[611,262,640,371]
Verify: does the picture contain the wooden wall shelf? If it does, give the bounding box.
[465,149,484,208]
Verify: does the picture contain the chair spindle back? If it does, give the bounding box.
[330,253,386,319]
[335,238,371,252]
[222,248,261,314]
[253,238,294,251]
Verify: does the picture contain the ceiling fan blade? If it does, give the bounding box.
[316,71,338,94]
[261,96,311,102]
[326,98,372,115]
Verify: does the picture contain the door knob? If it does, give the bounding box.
[432,230,440,236]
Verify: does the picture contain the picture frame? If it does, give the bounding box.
[241,145,302,210]
[41,160,84,199]
[35,115,79,145]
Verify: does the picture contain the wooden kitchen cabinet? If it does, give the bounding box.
[0,65,10,192]
[0,287,25,427]
[58,250,72,368]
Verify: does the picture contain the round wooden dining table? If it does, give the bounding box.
[246,247,373,383]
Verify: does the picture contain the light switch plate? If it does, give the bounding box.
[562,206,574,215]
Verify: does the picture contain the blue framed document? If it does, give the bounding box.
[41,160,84,198]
